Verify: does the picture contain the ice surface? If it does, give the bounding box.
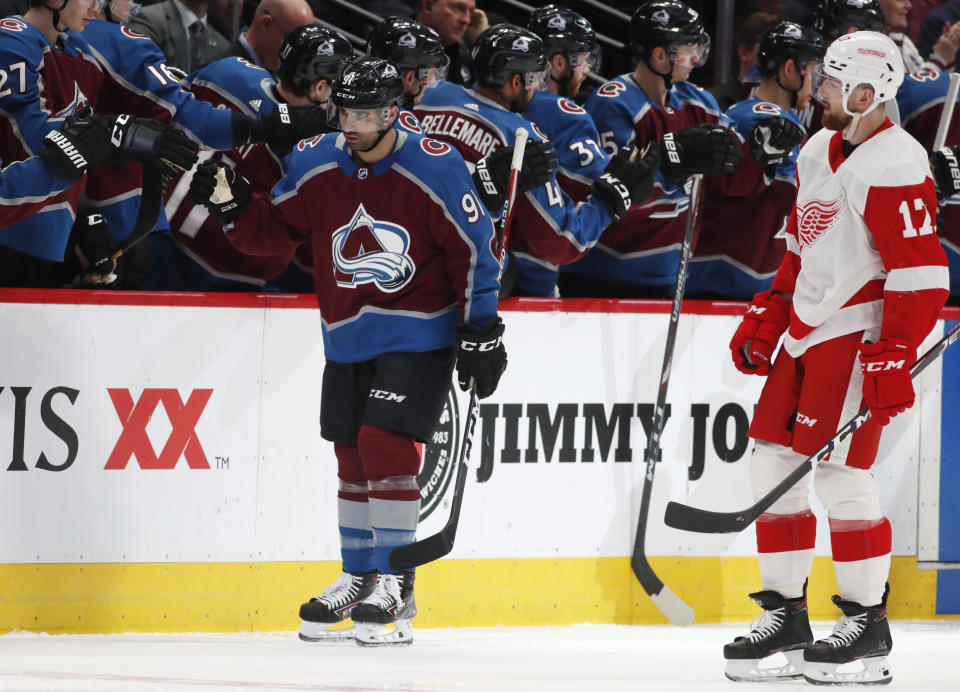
[0,622,958,691]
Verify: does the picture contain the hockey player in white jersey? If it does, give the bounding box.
[723,32,949,685]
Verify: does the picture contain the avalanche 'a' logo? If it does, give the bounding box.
[797,195,844,249]
[332,204,416,292]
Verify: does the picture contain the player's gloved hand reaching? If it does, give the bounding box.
[660,123,742,186]
[858,338,917,426]
[930,145,960,198]
[188,159,253,221]
[456,317,507,399]
[591,143,661,221]
[39,107,116,180]
[68,208,120,287]
[104,113,199,175]
[472,140,558,212]
[749,115,805,165]
[238,103,329,155]
[729,290,790,375]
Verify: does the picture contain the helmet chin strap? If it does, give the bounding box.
[44,0,69,31]
[646,55,674,91]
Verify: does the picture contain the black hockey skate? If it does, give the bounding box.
[723,586,813,682]
[298,571,378,642]
[351,572,416,647]
[803,585,893,686]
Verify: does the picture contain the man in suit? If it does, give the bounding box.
[229,0,313,75]
[129,0,230,73]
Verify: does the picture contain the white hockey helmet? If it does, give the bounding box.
[813,30,904,117]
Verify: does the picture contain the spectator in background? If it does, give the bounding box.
[908,0,952,41]
[416,0,485,84]
[228,0,314,74]
[207,0,239,41]
[709,11,781,111]
[128,0,231,73]
[916,0,960,58]
[878,0,960,72]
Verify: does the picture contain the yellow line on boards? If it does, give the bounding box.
[0,556,953,634]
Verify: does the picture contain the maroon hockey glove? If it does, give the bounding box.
[188,160,253,222]
[729,290,790,375]
[749,116,805,165]
[591,143,660,221]
[472,140,559,211]
[456,317,507,399]
[660,123,742,186]
[39,107,114,180]
[930,145,960,198]
[859,339,917,426]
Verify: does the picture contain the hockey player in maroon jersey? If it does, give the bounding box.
[688,22,824,300]
[723,32,948,685]
[562,0,743,298]
[153,23,354,292]
[187,57,514,646]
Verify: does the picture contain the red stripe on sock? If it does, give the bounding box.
[756,511,817,553]
[831,518,892,562]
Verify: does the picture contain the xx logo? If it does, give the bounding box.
[105,389,213,470]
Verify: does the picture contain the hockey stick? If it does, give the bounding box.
[664,321,960,534]
[389,128,530,572]
[933,71,960,151]
[629,174,700,627]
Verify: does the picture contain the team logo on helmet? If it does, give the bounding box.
[332,204,416,292]
[546,16,566,31]
[797,195,845,249]
[381,63,399,78]
[652,9,670,25]
[317,40,335,56]
[398,32,417,48]
[783,24,802,39]
[511,36,532,52]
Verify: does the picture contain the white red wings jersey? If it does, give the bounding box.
[776,120,949,357]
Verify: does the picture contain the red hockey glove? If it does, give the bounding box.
[729,290,790,375]
[859,339,917,426]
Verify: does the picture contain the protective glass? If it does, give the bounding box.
[811,63,843,105]
[326,103,396,133]
[417,55,450,87]
[669,34,711,69]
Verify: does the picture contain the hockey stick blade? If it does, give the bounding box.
[632,553,695,625]
[664,321,960,534]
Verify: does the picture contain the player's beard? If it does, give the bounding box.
[345,130,381,152]
[821,109,853,131]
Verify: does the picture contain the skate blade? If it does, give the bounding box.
[724,649,805,682]
[803,656,893,686]
[298,620,357,643]
[354,620,413,647]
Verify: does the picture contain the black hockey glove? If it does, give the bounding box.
[103,113,199,175]
[660,123,742,186]
[242,103,329,155]
[931,145,960,198]
[39,107,114,180]
[188,160,253,222]
[590,143,661,221]
[456,317,507,399]
[68,208,119,287]
[749,115,805,165]
[472,140,559,211]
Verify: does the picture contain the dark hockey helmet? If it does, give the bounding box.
[527,4,600,73]
[757,22,826,77]
[365,16,418,54]
[630,0,710,67]
[278,24,355,90]
[368,22,449,77]
[328,56,404,132]
[471,23,548,88]
[814,0,885,42]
